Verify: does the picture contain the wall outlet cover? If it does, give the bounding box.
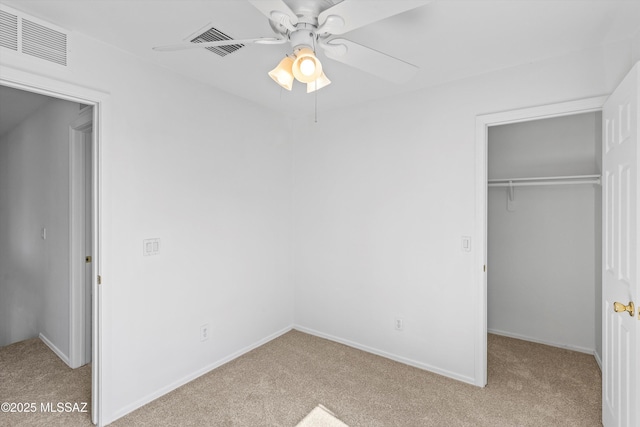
[395,318,404,331]
[200,324,209,342]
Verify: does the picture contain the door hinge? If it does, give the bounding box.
[97,275,102,285]
[483,264,486,272]
[85,255,92,263]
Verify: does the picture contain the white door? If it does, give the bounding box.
[602,62,640,427]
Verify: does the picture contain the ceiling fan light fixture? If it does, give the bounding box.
[268,56,294,90]
[307,71,331,93]
[299,58,316,76]
[292,47,323,83]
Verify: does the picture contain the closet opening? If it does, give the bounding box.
[486,111,603,371]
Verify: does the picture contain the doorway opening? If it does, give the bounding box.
[0,86,93,362]
[487,111,602,363]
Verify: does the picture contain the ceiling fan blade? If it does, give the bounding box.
[318,0,430,35]
[321,38,418,84]
[248,0,298,30]
[153,37,286,52]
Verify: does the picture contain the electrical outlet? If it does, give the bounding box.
[200,324,209,342]
[395,317,404,331]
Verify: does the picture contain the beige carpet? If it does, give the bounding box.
[0,338,92,426]
[0,331,601,426]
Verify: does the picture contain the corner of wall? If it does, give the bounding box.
[39,333,70,367]
[633,30,640,65]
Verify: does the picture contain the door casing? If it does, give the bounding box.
[69,107,93,369]
[0,64,107,426]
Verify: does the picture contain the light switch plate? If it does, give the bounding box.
[143,238,160,256]
[462,236,471,252]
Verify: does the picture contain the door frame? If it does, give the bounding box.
[69,107,93,369]
[474,96,608,387]
[0,65,108,426]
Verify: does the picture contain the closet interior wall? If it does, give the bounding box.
[487,112,602,358]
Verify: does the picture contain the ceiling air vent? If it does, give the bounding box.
[190,25,244,57]
[0,9,18,51]
[22,18,67,66]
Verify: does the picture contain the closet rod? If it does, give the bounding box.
[488,174,600,187]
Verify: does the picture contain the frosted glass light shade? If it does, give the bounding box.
[307,72,331,93]
[268,56,294,91]
[292,48,323,83]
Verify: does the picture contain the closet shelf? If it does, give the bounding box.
[488,174,600,187]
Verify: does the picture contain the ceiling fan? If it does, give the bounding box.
[153,0,429,93]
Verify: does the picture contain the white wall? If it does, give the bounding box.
[292,43,636,384]
[1,26,293,424]
[0,98,81,356]
[487,113,601,353]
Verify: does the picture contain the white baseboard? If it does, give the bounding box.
[106,325,293,425]
[39,333,71,367]
[293,325,477,386]
[593,349,602,371]
[488,328,595,355]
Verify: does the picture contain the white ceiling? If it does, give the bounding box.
[2,0,640,116]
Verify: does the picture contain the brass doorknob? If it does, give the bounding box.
[613,301,635,317]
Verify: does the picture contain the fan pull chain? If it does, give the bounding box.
[313,37,318,123]
[314,81,318,123]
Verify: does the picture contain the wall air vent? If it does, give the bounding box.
[0,5,68,66]
[189,25,244,57]
[0,9,19,51]
[21,19,67,66]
